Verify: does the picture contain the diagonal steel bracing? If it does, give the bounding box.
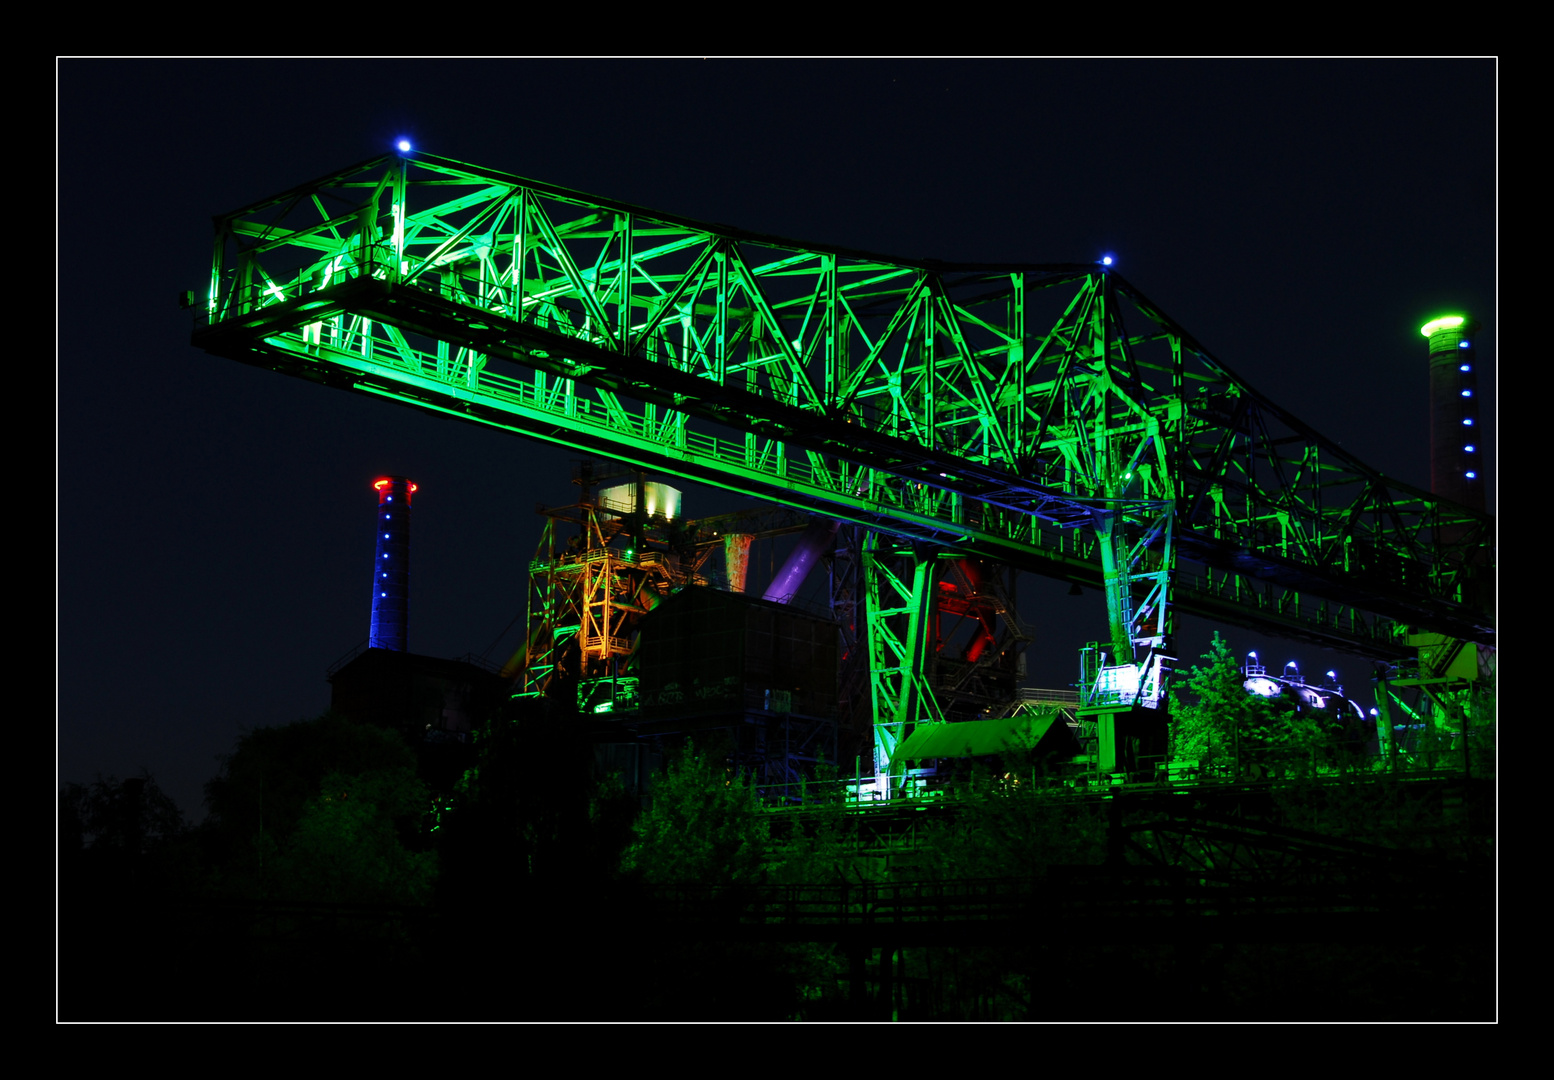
[862,536,943,790]
[193,150,1494,668]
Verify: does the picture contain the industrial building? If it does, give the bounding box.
[191,148,1493,806]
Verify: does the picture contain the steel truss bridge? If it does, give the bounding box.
[191,149,1494,779]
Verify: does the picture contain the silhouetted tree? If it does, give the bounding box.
[199,711,430,901]
[430,695,655,1019]
[60,770,186,857]
[440,693,618,898]
[59,770,203,1019]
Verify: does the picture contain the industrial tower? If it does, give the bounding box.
[191,148,1494,795]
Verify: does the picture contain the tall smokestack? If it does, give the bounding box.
[369,476,416,651]
[1421,314,1484,511]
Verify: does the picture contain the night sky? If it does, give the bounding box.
[58,59,1496,822]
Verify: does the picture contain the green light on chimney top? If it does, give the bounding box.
[1420,315,1466,338]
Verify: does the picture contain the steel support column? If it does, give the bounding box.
[863,533,942,795]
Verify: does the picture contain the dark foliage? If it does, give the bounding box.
[202,710,418,845]
[60,769,186,856]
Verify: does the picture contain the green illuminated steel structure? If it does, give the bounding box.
[191,149,1494,787]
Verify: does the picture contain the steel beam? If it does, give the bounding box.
[192,151,1494,660]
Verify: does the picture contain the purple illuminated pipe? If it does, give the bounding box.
[762,518,841,604]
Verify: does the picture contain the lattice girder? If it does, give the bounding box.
[195,151,1493,656]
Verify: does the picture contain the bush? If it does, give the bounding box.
[622,740,767,886]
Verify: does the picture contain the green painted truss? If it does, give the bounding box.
[192,150,1493,663]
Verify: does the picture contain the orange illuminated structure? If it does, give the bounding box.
[506,464,814,715]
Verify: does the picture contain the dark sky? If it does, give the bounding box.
[58,59,1496,821]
